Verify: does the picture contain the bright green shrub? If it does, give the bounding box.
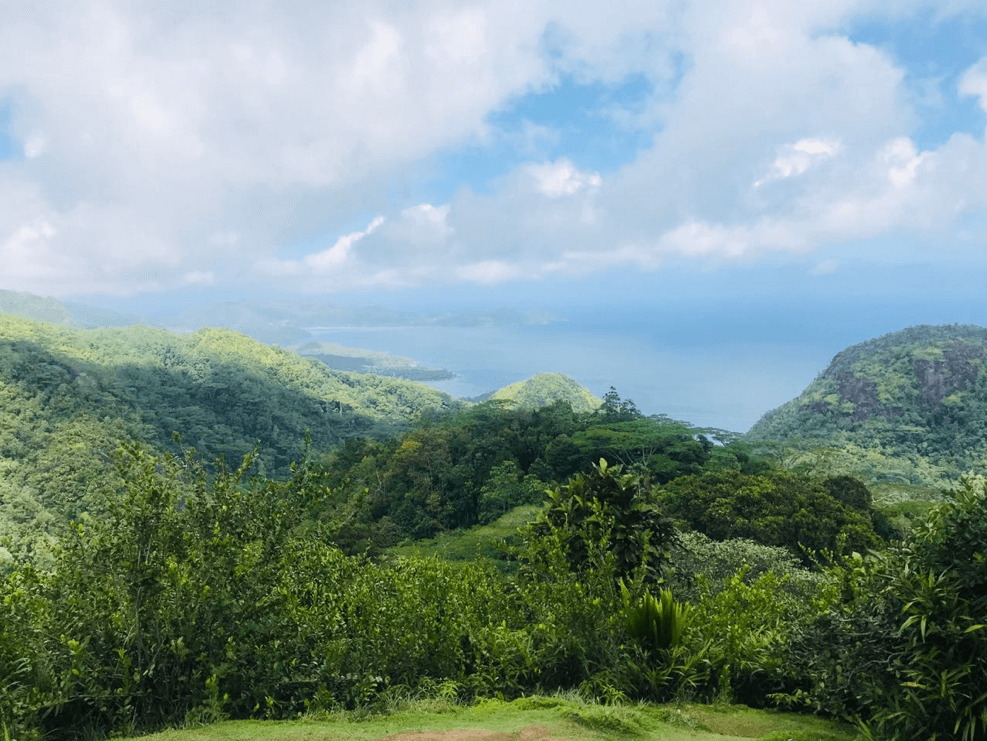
[687,565,831,707]
[0,567,47,741]
[784,476,987,740]
[669,532,828,605]
[524,459,679,585]
[619,581,691,652]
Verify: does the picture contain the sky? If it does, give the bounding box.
[2,1,987,426]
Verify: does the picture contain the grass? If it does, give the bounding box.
[388,506,541,569]
[133,695,859,741]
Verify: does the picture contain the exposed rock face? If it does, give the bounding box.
[749,324,987,438]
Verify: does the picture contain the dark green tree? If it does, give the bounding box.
[660,469,883,564]
[525,460,679,585]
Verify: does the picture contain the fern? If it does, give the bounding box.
[620,580,691,651]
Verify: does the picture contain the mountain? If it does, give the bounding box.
[488,372,602,413]
[0,289,76,325]
[62,301,154,329]
[165,299,564,345]
[747,324,987,489]
[0,313,460,557]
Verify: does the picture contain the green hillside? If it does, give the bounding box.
[490,372,602,413]
[3,313,978,741]
[0,313,458,558]
[747,324,987,489]
[0,289,76,326]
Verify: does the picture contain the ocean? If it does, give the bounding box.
[308,322,835,433]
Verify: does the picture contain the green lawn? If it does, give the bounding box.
[135,696,858,741]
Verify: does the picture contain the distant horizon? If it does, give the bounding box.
[2,2,986,355]
[8,286,983,433]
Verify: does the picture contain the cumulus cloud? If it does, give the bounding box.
[959,56,987,114]
[261,215,385,277]
[525,159,602,198]
[0,0,985,297]
[399,204,453,240]
[883,137,927,188]
[754,138,841,186]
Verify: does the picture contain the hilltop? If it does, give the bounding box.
[747,324,987,488]
[0,288,77,326]
[486,373,603,413]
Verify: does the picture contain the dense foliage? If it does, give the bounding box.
[313,396,721,552]
[660,469,884,564]
[525,460,679,585]
[747,324,987,487]
[0,313,457,559]
[5,315,987,741]
[0,417,914,741]
[782,476,987,740]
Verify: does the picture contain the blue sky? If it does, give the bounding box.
[2,1,987,426]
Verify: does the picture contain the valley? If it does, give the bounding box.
[2,296,987,741]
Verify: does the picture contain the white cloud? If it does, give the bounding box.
[305,216,385,272]
[23,135,46,158]
[0,0,985,297]
[883,137,927,188]
[755,138,842,186]
[182,270,216,286]
[455,260,528,285]
[262,215,386,277]
[960,56,987,108]
[525,159,602,198]
[400,203,453,239]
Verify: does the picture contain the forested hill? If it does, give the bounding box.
[0,288,76,326]
[488,372,603,412]
[747,324,987,483]
[0,313,458,555]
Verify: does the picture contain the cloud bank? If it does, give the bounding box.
[0,0,985,297]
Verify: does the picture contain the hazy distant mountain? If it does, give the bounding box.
[747,324,987,488]
[487,372,603,413]
[62,301,153,329]
[0,289,76,325]
[165,299,564,344]
[296,341,454,381]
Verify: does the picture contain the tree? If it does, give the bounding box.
[524,460,679,585]
[660,469,883,563]
[598,387,642,423]
[786,476,987,740]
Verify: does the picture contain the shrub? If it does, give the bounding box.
[784,475,987,740]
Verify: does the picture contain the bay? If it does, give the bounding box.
[308,323,833,433]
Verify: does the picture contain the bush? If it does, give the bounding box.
[669,532,828,605]
[784,475,987,740]
[660,469,883,564]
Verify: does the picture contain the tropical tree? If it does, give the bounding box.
[524,460,679,585]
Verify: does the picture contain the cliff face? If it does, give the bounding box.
[747,325,987,476]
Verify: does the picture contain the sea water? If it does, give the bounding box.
[307,322,833,433]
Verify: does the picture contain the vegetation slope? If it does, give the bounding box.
[5,315,987,741]
[0,312,457,558]
[488,372,603,413]
[747,324,987,490]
